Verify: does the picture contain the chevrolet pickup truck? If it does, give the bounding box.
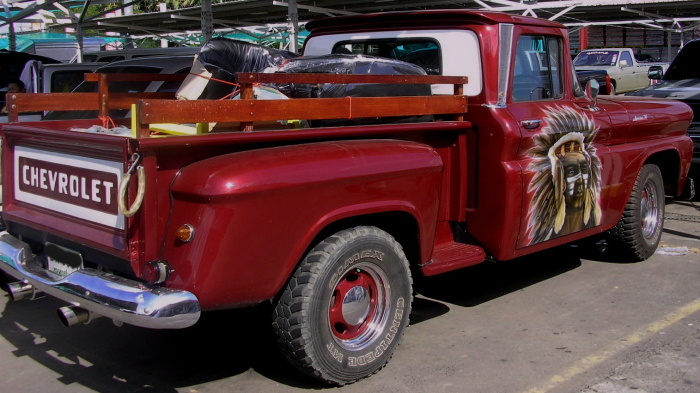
[0,10,694,385]
[573,48,668,95]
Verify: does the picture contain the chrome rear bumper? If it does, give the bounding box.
[0,232,200,329]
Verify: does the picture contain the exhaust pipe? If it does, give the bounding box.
[57,306,102,327]
[7,281,44,301]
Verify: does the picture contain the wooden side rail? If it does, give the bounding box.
[83,73,187,83]
[88,73,186,119]
[137,95,467,123]
[135,73,469,137]
[6,73,187,122]
[7,93,99,116]
[6,92,176,122]
[6,72,468,139]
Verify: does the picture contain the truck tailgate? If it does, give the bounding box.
[2,124,132,258]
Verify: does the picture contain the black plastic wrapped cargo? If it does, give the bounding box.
[273,54,433,126]
[194,38,298,99]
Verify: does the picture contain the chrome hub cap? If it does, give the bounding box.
[328,262,390,350]
[640,180,660,239]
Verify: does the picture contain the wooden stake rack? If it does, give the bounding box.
[5,73,187,123]
[6,72,468,138]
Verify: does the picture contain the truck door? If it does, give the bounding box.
[507,33,610,249]
[617,50,637,93]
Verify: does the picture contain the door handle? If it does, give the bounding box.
[520,119,542,129]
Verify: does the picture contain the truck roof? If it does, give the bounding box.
[579,48,631,51]
[305,9,565,33]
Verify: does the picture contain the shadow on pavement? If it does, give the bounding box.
[0,246,586,391]
[663,227,700,241]
[0,295,328,391]
[414,247,582,308]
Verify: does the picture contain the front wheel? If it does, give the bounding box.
[606,164,665,261]
[273,226,413,385]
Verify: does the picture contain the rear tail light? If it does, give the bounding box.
[176,224,195,243]
[142,260,171,284]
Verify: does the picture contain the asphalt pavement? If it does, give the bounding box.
[0,198,698,393]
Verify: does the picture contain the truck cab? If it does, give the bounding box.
[303,10,692,260]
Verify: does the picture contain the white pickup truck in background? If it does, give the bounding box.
[573,48,668,95]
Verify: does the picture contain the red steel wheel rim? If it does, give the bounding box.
[327,262,391,350]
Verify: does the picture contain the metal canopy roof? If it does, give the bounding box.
[4,0,700,42]
[62,0,700,33]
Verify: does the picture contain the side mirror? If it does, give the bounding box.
[648,65,664,80]
[585,79,600,100]
[619,59,629,68]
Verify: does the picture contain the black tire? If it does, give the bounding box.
[606,164,665,261]
[680,167,698,200]
[607,83,616,96]
[273,226,413,385]
[0,271,10,291]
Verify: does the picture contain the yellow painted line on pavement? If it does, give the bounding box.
[524,297,700,393]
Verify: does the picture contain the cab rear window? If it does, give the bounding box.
[332,39,441,75]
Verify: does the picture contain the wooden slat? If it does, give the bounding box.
[84,73,187,83]
[5,92,177,118]
[136,96,468,124]
[237,72,467,85]
[7,93,99,116]
[105,92,177,109]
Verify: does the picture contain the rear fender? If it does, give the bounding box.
[163,139,444,309]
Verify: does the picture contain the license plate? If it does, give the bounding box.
[45,243,83,277]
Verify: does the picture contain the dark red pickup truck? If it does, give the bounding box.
[0,10,693,385]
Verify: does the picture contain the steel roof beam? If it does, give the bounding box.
[273,0,359,17]
[96,21,180,34]
[565,16,700,27]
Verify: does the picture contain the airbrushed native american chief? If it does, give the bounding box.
[526,106,602,244]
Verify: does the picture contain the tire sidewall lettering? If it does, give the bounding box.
[328,249,385,290]
[347,297,405,367]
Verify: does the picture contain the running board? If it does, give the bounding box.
[420,242,487,276]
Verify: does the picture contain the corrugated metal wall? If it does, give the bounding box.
[570,26,700,62]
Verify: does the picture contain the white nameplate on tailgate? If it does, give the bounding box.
[14,146,125,229]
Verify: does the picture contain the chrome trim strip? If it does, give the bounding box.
[497,23,514,108]
[0,233,200,329]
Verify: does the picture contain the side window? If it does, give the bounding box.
[512,35,563,102]
[50,70,91,93]
[620,51,633,67]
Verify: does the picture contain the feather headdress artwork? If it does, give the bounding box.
[526,106,602,244]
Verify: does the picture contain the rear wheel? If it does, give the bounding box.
[606,164,665,261]
[273,226,412,385]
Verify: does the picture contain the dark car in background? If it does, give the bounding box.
[576,69,613,95]
[43,55,196,120]
[1,50,61,109]
[627,39,700,188]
